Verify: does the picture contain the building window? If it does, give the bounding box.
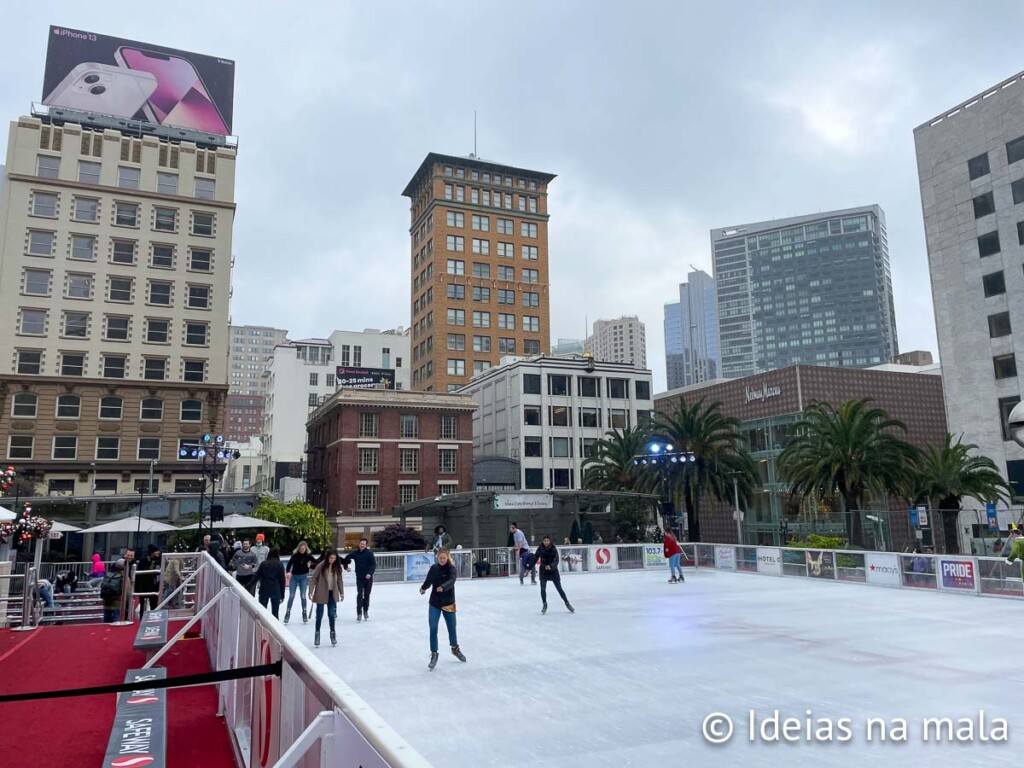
[24,268,51,296]
[447,333,465,351]
[550,468,573,489]
[60,353,85,377]
[999,396,1022,441]
[522,269,539,284]
[446,211,464,227]
[180,399,203,422]
[608,408,629,429]
[397,447,419,474]
[96,437,120,461]
[359,412,379,437]
[52,436,78,460]
[118,166,140,189]
[497,242,513,259]
[982,271,1006,297]
[189,249,212,272]
[522,315,540,332]
[447,284,465,300]
[37,154,60,179]
[71,235,96,261]
[19,309,46,336]
[8,435,34,460]
[307,393,319,406]
[447,308,466,326]
[105,316,130,341]
[195,178,216,200]
[522,373,541,394]
[145,280,171,306]
[968,153,990,180]
[447,358,466,376]
[497,218,513,235]
[578,377,598,397]
[472,215,489,231]
[185,322,209,346]
[994,354,1018,379]
[107,277,133,303]
[16,350,42,375]
[498,313,515,330]
[989,312,1013,338]
[99,396,123,420]
[399,484,418,505]
[153,207,177,233]
[441,415,458,439]
[978,231,1001,257]
[1007,136,1024,165]
[498,266,514,281]
[607,378,628,398]
[472,262,491,279]
[473,311,491,328]
[192,212,214,236]
[524,437,542,458]
[439,449,457,474]
[636,380,651,400]
[495,289,515,307]
[183,360,206,382]
[33,192,58,217]
[28,230,55,256]
[522,245,539,260]
[471,286,490,303]
[66,273,92,300]
[144,357,167,380]
[551,437,572,458]
[524,405,541,426]
[447,259,465,275]
[187,284,211,309]
[521,222,538,238]
[140,398,164,421]
[138,438,161,460]
[157,172,178,195]
[12,393,38,418]
[356,484,378,511]
[498,337,516,354]
[146,319,170,343]
[396,414,418,439]
[60,311,88,339]
[472,239,490,256]
[579,407,600,428]
[78,161,101,185]
[973,192,996,219]
[358,448,379,474]
[473,335,491,353]
[73,197,98,222]
[446,235,465,252]
[524,468,544,489]
[549,405,570,427]
[444,184,453,200]
[115,202,139,227]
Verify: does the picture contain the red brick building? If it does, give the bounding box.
[306,388,477,540]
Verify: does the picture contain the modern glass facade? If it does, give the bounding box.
[712,206,898,379]
[664,269,719,389]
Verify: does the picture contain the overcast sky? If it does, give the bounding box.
[4,1,1023,391]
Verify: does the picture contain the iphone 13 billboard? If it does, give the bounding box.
[42,26,234,135]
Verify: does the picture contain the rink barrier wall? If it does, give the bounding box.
[365,544,1022,601]
[189,551,434,768]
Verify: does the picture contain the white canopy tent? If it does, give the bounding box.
[178,513,288,530]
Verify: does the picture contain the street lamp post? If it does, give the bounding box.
[732,474,743,545]
[633,441,697,539]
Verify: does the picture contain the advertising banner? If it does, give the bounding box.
[252,625,282,768]
[559,546,588,574]
[644,544,666,568]
[865,553,902,587]
[493,493,553,510]
[43,26,234,134]
[405,553,434,583]
[755,547,782,576]
[103,667,167,768]
[805,550,835,579]
[335,366,395,389]
[592,546,617,571]
[714,546,736,570]
[939,558,978,592]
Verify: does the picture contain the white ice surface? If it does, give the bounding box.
[283,568,1022,768]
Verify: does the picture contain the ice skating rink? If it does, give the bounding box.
[285,567,1020,767]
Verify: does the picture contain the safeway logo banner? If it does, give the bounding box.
[865,553,902,587]
[592,546,617,571]
[939,559,977,592]
[104,668,166,768]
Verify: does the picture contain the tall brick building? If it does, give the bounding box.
[305,388,477,540]
[402,153,555,392]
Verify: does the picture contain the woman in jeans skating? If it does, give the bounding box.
[420,548,466,670]
[309,548,344,647]
[664,530,685,583]
[285,540,315,624]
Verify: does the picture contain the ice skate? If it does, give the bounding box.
[541,602,548,614]
[428,652,439,670]
[451,645,466,662]
[357,612,362,622]
[330,630,337,646]
[284,610,291,624]
[314,630,320,647]
[565,601,575,613]
[677,574,685,583]
[363,611,369,621]
[669,577,677,584]
[302,609,308,623]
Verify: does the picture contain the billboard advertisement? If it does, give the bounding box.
[805,550,835,579]
[756,547,782,576]
[592,546,617,571]
[865,553,902,587]
[939,558,978,592]
[714,545,736,570]
[494,493,553,511]
[335,366,395,389]
[405,553,434,583]
[42,26,235,135]
[644,544,666,568]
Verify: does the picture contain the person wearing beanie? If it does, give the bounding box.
[252,534,270,566]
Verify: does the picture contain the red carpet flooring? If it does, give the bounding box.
[0,621,235,768]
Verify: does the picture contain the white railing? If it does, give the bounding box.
[171,552,433,768]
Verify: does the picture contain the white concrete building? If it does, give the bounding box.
[460,355,654,490]
[915,70,1024,497]
[222,436,262,492]
[258,328,411,493]
[585,316,647,368]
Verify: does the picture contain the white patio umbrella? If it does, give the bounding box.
[178,513,288,530]
[79,518,180,534]
[0,506,15,522]
[50,521,83,533]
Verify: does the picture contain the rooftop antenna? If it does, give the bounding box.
[473,110,477,157]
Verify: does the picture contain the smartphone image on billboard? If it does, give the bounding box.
[43,62,157,119]
[114,46,230,134]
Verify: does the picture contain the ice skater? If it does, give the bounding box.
[309,548,344,647]
[664,529,685,583]
[347,537,376,621]
[534,535,573,614]
[419,547,466,669]
[510,522,536,585]
[432,525,452,556]
[285,540,315,624]
[1004,533,1024,566]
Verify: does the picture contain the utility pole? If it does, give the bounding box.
[732,474,743,545]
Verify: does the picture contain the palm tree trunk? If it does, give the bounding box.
[685,480,701,542]
[845,493,865,548]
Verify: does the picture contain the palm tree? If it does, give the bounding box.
[582,425,655,493]
[911,434,1012,554]
[778,398,918,548]
[648,398,755,543]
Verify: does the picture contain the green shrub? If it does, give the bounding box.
[786,534,847,550]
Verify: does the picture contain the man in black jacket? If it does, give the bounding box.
[347,538,377,621]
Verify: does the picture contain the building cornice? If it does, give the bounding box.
[6,173,238,212]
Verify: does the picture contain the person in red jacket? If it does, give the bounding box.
[664,530,685,584]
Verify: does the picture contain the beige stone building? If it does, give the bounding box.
[0,114,236,495]
[403,153,555,392]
